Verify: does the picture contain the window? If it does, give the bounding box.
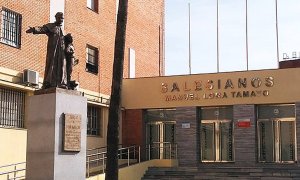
[87,105,102,136]
[0,87,25,128]
[200,106,233,162]
[87,0,98,12]
[0,7,22,48]
[86,45,99,74]
[257,104,296,163]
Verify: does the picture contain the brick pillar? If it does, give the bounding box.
[233,104,256,166]
[122,109,143,147]
[175,107,198,166]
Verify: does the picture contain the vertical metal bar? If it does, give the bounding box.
[17,91,20,128]
[21,92,25,128]
[159,25,161,76]
[246,0,249,71]
[176,144,178,159]
[12,90,15,127]
[275,0,279,67]
[148,144,151,160]
[97,149,99,166]
[217,0,220,72]
[127,148,130,166]
[18,91,21,128]
[4,88,7,126]
[0,88,2,126]
[139,146,141,163]
[9,89,12,126]
[9,11,12,44]
[169,143,171,159]
[3,88,5,126]
[188,2,191,74]
[102,153,105,173]
[4,10,8,42]
[133,146,136,159]
[87,157,90,177]
[14,164,16,179]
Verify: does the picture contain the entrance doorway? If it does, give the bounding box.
[146,121,176,159]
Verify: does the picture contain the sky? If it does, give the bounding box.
[165,0,300,75]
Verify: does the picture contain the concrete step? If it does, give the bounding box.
[142,166,300,180]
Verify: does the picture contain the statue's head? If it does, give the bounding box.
[64,33,73,44]
[55,12,64,25]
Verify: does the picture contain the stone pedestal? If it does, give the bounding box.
[26,88,87,180]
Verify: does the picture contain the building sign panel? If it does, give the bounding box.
[121,68,300,109]
[64,114,81,152]
[182,123,190,129]
[161,77,274,102]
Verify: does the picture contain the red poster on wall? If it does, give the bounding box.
[237,119,251,128]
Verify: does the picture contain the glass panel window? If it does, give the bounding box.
[87,105,101,136]
[0,7,22,48]
[201,123,215,161]
[86,45,99,74]
[280,121,295,161]
[258,120,275,162]
[257,104,296,163]
[0,87,25,128]
[200,106,233,162]
[220,122,233,161]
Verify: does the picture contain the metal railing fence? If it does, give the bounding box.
[86,145,140,177]
[0,162,26,180]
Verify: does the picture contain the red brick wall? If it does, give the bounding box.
[0,0,49,74]
[122,109,143,146]
[65,0,164,95]
[126,0,165,77]
[1,0,164,95]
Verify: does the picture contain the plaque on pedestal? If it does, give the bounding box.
[64,114,81,152]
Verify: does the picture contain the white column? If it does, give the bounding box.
[129,48,136,78]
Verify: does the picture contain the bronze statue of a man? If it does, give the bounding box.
[26,12,67,89]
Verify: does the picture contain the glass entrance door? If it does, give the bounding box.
[257,104,296,163]
[258,118,296,162]
[201,120,233,162]
[146,121,175,159]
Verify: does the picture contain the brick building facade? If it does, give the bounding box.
[0,0,164,166]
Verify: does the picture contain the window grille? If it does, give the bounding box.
[87,105,101,136]
[0,7,22,48]
[86,45,99,74]
[0,87,25,128]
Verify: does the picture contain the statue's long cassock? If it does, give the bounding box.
[32,22,67,88]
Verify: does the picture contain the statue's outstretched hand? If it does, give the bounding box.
[26,27,34,33]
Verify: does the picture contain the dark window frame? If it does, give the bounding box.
[86,44,99,74]
[0,7,22,48]
[0,87,25,128]
[87,105,102,136]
